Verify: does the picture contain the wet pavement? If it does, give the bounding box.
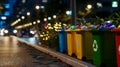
[19,37,38,45]
[0,36,71,67]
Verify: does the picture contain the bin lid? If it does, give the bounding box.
[65,29,81,32]
[65,29,92,32]
[65,29,90,32]
[58,28,67,32]
[111,28,120,33]
[91,28,111,32]
[91,28,113,34]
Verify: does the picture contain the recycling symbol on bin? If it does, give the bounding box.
[93,40,98,52]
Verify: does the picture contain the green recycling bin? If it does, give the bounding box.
[91,29,117,67]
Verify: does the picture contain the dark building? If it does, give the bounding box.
[0,0,16,28]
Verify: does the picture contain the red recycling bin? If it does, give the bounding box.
[112,28,120,67]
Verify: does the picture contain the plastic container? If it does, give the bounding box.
[58,29,68,53]
[65,30,77,56]
[112,28,120,67]
[76,30,92,60]
[91,29,117,67]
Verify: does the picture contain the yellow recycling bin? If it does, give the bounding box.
[65,30,77,56]
[66,29,92,60]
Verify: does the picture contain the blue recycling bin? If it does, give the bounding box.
[58,28,68,53]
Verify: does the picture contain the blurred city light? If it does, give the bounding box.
[22,0,26,3]
[40,6,45,9]
[66,10,72,15]
[4,11,10,16]
[0,29,4,36]
[18,18,21,22]
[4,4,10,8]
[112,1,118,8]
[4,30,8,34]
[1,16,7,20]
[33,21,36,24]
[97,2,102,8]
[42,0,48,3]
[87,4,92,9]
[30,31,35,34]
[27,12,30,16]
[44,18,47,21]
[48,17,51,20]
[53,15,57,18]
[21,16,25,19]
[35,5,40,10]
[37,20,40,23]
[13,30,17,34]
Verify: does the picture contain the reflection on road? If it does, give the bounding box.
[19,37,38,45]
[0,36,36,67]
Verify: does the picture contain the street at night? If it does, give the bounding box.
[0,0,120,67]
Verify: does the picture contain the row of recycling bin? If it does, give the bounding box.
[58,28,120,67]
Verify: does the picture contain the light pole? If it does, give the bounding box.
[70,0,77,25]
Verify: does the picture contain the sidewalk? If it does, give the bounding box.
[14,36,96,67]
[0,36,70,67]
